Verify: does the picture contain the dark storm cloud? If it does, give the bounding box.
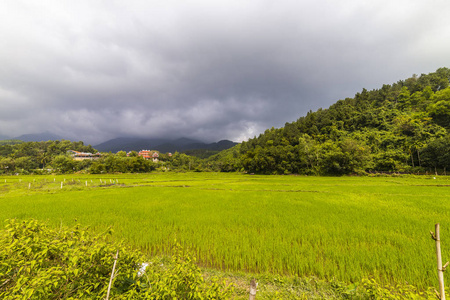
[1,0,450,144]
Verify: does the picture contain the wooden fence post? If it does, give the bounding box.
[249,278,257,300]
[431,223,448,300]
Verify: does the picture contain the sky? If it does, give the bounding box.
[1,0,450,145]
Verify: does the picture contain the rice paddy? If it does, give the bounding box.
[0,173,449,288]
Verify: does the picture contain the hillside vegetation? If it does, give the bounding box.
[210,68,450,175]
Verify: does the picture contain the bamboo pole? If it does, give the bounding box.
[106,250,119,300]
[431,223,448,300]
[249,278,257,300]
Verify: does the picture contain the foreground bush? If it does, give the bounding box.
[0,219,233,299]
[355,278,438,299]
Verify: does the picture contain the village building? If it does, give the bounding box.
[67,150,101,161]
[129,150,159,162]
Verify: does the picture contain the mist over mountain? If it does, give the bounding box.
[13,131,64,142]
[94,137,237,153]
[94,137,171,152]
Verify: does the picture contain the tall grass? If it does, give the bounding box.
[0,173,449,288]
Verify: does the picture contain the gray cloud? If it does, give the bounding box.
[1,0,450,144]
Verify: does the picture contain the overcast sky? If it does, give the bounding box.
[1,0,450,144]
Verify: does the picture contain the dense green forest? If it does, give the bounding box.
[209,68,450,175]
[1,68,449,175]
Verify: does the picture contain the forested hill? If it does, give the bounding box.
[211,68,450,175]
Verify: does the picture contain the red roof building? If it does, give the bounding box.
[137,150,159,162]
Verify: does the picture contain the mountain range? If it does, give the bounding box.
[2,132,237,154]
[93,137,237,153]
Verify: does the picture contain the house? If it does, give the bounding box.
[135,150,159,162]
[67,150,101,161]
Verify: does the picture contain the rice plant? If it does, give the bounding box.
[0,173,448,288]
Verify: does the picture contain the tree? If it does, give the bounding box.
[52,155,76,173]
[421,136,450,170]
[397,86,411,109]
[372,148,409,172]
[0,157,15,174]
[116,151,127,157]
[428,99,450,129]
[128,157,154,173]
[318,138,371,175]
[297,134,320,173]
[14,157,38,173]
[128,151,138,157]
[90,161,106,174]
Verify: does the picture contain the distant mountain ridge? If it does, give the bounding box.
[94,137,238,153]
[1,132,238,154]
[94,137,171,152]
[14,131,64,142]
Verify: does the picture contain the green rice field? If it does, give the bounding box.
[0,172,449,289]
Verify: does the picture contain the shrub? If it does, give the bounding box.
[0,219,233,299]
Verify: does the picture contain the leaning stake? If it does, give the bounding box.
[431,223,447,299]
[106,250,119,300]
